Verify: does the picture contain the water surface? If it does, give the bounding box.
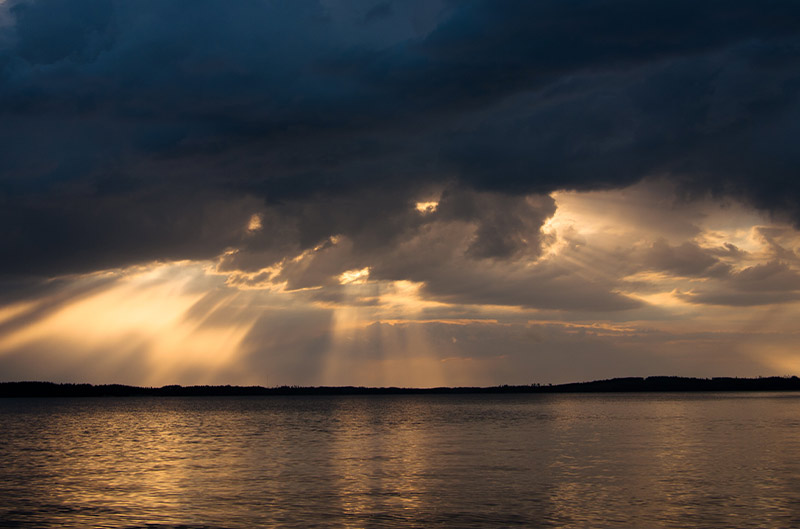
[2,393,800,528]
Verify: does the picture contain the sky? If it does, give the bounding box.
[1,0,800,387]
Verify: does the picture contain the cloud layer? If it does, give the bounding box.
[1,0,800,278]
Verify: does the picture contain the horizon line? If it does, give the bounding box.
[3,376,800,397]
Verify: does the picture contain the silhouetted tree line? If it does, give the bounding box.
[1,376,800,398]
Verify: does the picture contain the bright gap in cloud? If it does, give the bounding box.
[415,201,439,214]
[339,267,370,285]
[247,214,263,232]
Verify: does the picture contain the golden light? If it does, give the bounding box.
[4,180,800,387]
[0,300,37,325]
[246,213,263,232]
[0,262,259,385]
[415,201,438,214]
[338,267,370,285]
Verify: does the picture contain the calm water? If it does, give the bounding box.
[2,393,800,528]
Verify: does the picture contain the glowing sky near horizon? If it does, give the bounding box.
[3,182,800,386]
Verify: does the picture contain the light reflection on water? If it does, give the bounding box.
[2,393,800,528]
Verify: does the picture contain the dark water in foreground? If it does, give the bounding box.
[2,393,800,528]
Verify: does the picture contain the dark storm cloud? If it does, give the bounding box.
[678,261,800,306]
[642,240,730,278]
[260,189,642,312]
[2,0,800,276]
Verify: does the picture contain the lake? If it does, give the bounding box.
[2,393,800,528]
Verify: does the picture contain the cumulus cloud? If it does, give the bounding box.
[678,261,800,306]
[642,240,729,278]
[222,188,640,312]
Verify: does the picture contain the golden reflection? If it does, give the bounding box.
[330,399,429,527]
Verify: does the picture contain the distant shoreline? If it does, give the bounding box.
[2,376,800,397]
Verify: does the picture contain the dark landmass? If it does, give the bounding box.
[2,376,800,398]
